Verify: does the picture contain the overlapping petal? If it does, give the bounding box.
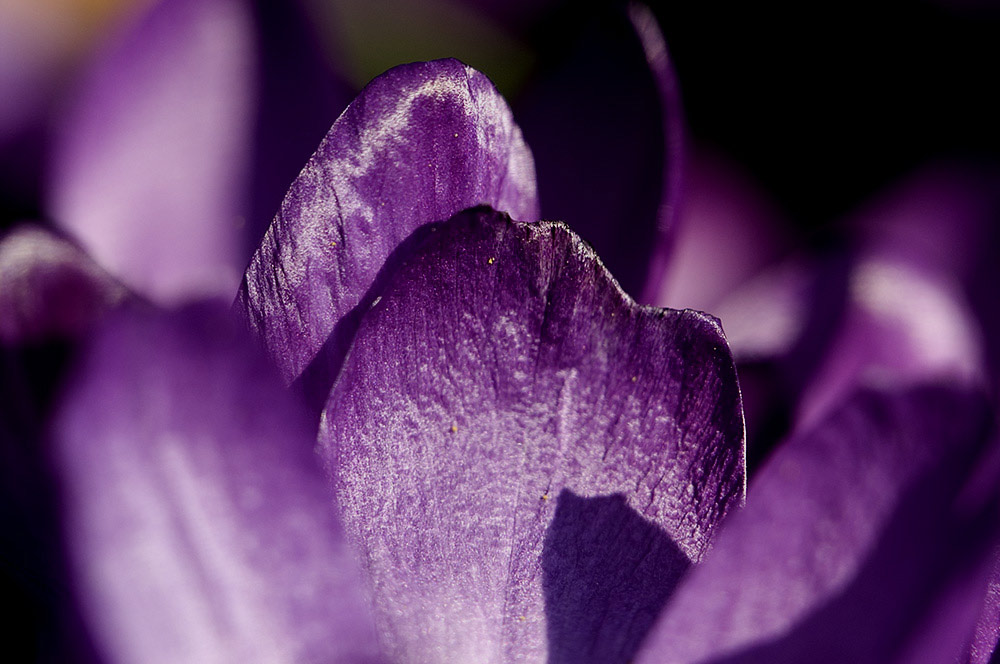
[53,305,382,664]
[49,0,256,304]
[319,207,745,662]
[238,59,539,393]
[637,385,997,664]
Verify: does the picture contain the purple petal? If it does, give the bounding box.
[964,555,1000,663]
[238,58,538,388]
[705,253,850,468]
[0,224,128,344]
[636,385,996,664]
[656,148,793,312]
[243,0,355,256]
[515,3,682,301]
[846,164,999,282]
[53,305,382,664]
[49,0,256,304]
[318,208,745,662]
[797,255,985,432]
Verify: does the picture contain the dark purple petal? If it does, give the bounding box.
[0,224,128,345]
[515,2,682,301]
[243,0,355,256]
[53,305,382,664]
[49,0,256,304]
[318,208,745,662]
[238,58,538,388]
[964,555,1000,663]
[636,385,996,664]
[629,2,686,303]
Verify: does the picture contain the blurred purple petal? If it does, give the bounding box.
[797,257,984,429]
[49,0,256,304]
[238,59,538,389]
[54,305,382,664]
[707,253,850,468]
[794,166,995,430]
[319,208,745,662]
[637,385,997,664]
[846,164,999,281]
[0,2,66,140]
[0,224,128,345]
[515,2,681,300]
[657,148,792,312]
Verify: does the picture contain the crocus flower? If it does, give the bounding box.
[1,0,998,662]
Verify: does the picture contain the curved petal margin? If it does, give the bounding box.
[318,208,745,663]
[53,305,382,664]
[238,58,539,387]
[636,385,997,664]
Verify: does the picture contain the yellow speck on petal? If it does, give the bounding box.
[487,257,495,265]
[519,616,526,622]
[541,493,549,501]
[453,132,459,138]
[631,376,637,383]
[450,424,458,434]
[330,241,337,247]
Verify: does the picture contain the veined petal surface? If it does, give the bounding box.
[54,305,382,664]
[49,0,255,304]
[319,208,744,663]
[238,59,538,387]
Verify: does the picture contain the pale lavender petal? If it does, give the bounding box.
[49,0,256,304]
[516,3,682,301]
[0,224,129,345]
[796,165,999,428]
[707,254,850,468]
[797,250,985,432]
[319,208,745,663]
[846,164,999,282]
[657,148,793,312]
[238,59,539,388]
[636,385,996,664]
[54,305,382,664]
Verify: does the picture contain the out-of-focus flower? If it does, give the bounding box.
[1,0,999,663]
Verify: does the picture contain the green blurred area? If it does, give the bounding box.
[306,0,535,98]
